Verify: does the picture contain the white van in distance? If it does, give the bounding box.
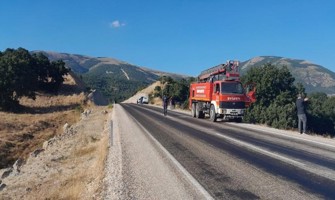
[137,96,148,104]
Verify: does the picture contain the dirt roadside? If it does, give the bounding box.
[0,106,111,200]
[103,104,209,199]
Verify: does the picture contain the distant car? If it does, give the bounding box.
[137,96,148,104]
[142,96,148,104]
[137,97,143,104]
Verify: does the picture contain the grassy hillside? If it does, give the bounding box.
[36,51,168,102]
[37,51,335,97]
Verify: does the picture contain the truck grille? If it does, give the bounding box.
[220,101,245,109]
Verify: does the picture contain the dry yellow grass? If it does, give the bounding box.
[45,135,108,199]
[0,73,111,199]
[0,74,86,168]
[46,174,85,200]
[28,108,110,200]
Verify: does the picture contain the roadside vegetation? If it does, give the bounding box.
[0,76,86,169]
[0,47,83,168]
[156,64,335,137]
[0,47,69,111]
[0,48,110,199]
[241,63,335,137]
[0,48,90,169]
[152,76,195,109]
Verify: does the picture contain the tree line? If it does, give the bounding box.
[83,73,153,103]
[152,76,195,109]
[0,48,69,110]
[157,64,335,136]
[241,63,335,136]
[2,47,333,136]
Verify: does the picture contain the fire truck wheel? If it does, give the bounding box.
[191,103,196,118]
[199,111,205,118]
[235,118,242,123]
[195,103,201,118]
[210,105,217,122]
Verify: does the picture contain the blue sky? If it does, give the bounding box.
[1,0,334,76]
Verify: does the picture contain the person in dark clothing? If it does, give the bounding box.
[170,96,175,110]
[296,93,308,134]
[163,95,169,116]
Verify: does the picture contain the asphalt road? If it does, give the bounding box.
[120,103,335,200]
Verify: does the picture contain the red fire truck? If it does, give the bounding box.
[189,60,256,122]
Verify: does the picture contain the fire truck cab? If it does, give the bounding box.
[189,60,255,122]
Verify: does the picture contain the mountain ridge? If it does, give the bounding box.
[240,56,335,94]
[35,51,335,95]
[33,50,187,79]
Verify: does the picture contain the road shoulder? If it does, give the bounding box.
[104,104,211,199]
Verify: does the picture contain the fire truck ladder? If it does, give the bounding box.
[198,60,240,82]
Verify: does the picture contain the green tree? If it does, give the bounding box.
[170,78,189,102]
[159,76,173,84]
[295,82,305,95]
[154,86,162,97]
[241,64,298,128]
[158,77,194,108]
[242,63,335,136]
[0,48,38,109]
[307,93,335,135]
[42,60,69,92]
[0,48,69,110]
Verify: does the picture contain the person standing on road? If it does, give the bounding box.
[170,96,175,110]
[296,93,308,134]
[163,95,168,116]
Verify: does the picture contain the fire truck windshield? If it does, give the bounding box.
[221,82,244,94]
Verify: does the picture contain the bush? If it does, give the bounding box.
[242,64,297,129]
[306,93,335,136]
[0,48,69,110]
[158,76,195,109]
[242,63,335,136]
[154,86,162,97]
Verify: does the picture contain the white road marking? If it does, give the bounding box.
[126,108,214,200]
[227,123,335,149]
[134,105,335,181]
[213,132,305,167]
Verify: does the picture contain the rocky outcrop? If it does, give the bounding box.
[13,158,25,173]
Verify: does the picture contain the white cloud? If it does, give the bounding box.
[110,20,126,28]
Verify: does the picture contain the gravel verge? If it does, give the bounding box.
[103,104,212,199]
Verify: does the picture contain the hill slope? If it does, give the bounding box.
[35,51,188,102]
[35,51,335,95]
[240,56,335,94]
